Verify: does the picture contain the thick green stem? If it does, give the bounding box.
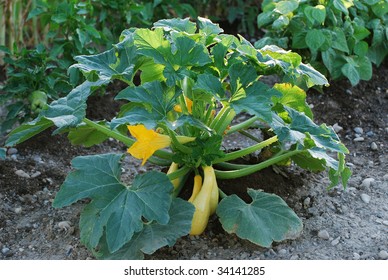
[82,118,172,160]
[227,116,259,134]
[213,135,278,164]
[214,150,302,179]
[168,166,192,197]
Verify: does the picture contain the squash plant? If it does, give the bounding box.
[4,18,351,259]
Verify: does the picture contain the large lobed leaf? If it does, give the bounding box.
[217,189,303,247]
[97,198,195,259]
[53,153,174,253]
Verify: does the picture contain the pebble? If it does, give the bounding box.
[7,148,18,155]
[361,178,375,188]
[383,174,388,181]
[278,249,287,255]
[360,193,371,204]
[333,123,343,133]
[331,236,340,246]
[318,230,330,240]
[354,127,363,134]
[30,171,42,178]
[366,131,374,137]
[382,220,388,226]
[303,197,311,208]
[1,247,12,257]
[353,137,364,142]
[15,169,30,178]
[14,207,22,214]
[353,252,361,260]
[370,142,378,150]
[379,250,388,260]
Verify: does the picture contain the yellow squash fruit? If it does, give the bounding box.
[209,176,219,215]
[188,174,202,203]
[189,166,215,235]
[167,162,180,190]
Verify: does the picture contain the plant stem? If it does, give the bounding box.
[227,116,259,134]
[213,135,278,164]
[214,150,302,179]
[82,118,172,160]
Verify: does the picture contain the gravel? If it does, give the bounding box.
[379,250,388,260]
[318,230,330,240]
[360,194,371,204]
[370,142,378,150]
[361,178,375,188]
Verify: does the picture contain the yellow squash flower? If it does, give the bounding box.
[127,124,171,165]
[174,96,193,114]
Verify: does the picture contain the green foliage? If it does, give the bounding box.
[5,18,351,259]
[256,0,388,86]
[0,44,72,133]
[217,189,303,247]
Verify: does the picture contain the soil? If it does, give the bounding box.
[1,59,387,260]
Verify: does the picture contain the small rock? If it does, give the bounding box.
[353,252,361,260]
[7,148,18,155]
[333,123,343,133]
[353,137,364,142]
[278,249,287,255]
[303,197,311,208]
[370,142,378,151]
[14,207,22,214]
[1,247,12,257]
[383,174,388,181]
[382,220,388,226]
[379,250,388,260]
[360,193,371,204]
[331,236,340,246]
[354,127,363,134]
[15,169,30,178]
[318,230,330,240]
[366,131,374,137]
[58,221,72,232]
[30,171,42,178]
[385,127,388,133]
[361,178,375,188]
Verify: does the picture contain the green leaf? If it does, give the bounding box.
[328,153,352,189]
[272,107,348,153]
[197,16,224,37]
[354,41,369,56]
[154,18,197,33]
[97,198,194,259]
[230,81,281,123]
[228,62,257,95]
[217,189,303,247]
[113,81,176,128]
[322,48,346,80]
[274,0,299,15]
[5,117,53,147]
[68,122,109,147]
[53,153,173,252]
[341,62,360,86]
[354,56,372,81]
[306,29,325,51]
[0,148,6,160]
[331,28,349,53]
[304,5,326,25]
[134,28,171,65]
[257,11,274,28]
[169,33,212,67]
[42,80,106,133]
[332,0,351,15]
[193,73,225,99]
[272,83,313,119]
[71,41,137,83]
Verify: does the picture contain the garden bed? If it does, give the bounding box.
[1,60,387,260]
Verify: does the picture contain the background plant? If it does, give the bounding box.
[256,0,388,86]
[5,18,350,259]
